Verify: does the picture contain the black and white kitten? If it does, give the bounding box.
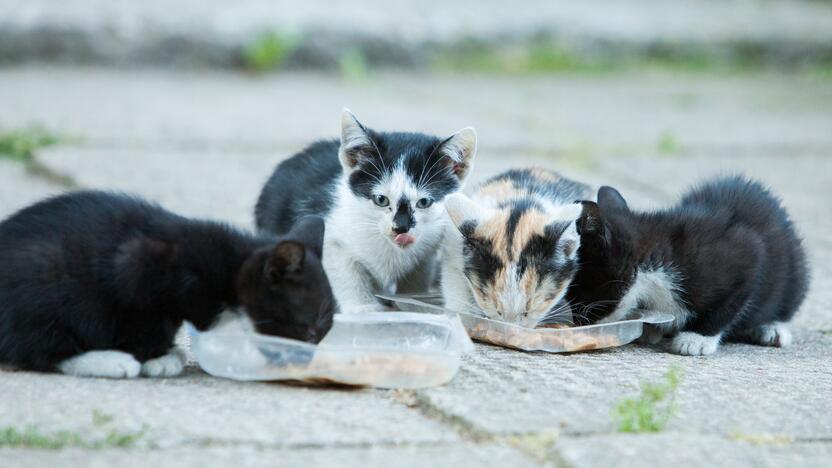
[567,176,809,355]
[0,191,335,378]
[256,109,476,312]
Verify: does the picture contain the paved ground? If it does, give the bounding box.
[1,66,831,467]
[2,0,832,68]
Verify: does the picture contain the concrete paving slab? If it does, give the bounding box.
[0,159,63,219]
[1,443,538,468]
[2,68,831,152]
[2,0,832,68]
[417,330,832,438]
[0,367,459,448]
[36,147,283,228]
[556,434,832,468]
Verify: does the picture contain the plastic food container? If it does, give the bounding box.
[187,311,470,388]
[381,294,674,353]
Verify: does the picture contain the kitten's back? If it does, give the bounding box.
[679,176,809,323]
[474,168,592,208]
[255,140,342,235]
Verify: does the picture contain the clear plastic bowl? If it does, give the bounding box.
[381,293,674,353]
[187,311,470,388]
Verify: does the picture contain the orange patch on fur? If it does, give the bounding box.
[477,178,525,201]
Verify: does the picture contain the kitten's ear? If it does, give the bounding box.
[444,193,483,228]
[577,201,604,237]
[286,215,325,258]
[338,108,374,171]
[558,222,579,258]
[597,186,628,213]
[266,241,305,283]
[437,127,477,183]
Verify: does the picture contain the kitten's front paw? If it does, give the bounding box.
[746,322,792,347]
[141,348,187,378]
[670,332,721,356]
[59,351,141,379]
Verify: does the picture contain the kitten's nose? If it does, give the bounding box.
[392,198,415,234]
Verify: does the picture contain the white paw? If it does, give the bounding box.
[638,325,665,344]
[670,332,721,356]
[751,322,792,347]
[141,348,187,378]
[58,351,141,379]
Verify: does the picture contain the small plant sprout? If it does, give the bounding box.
[242,31,298,72]
[0,410,146,450]
[613,366,682,433]
[0,125,60,162]
[657,131,680,155]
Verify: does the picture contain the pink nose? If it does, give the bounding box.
[394,233,415,247]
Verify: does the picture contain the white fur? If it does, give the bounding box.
[598,267,690,335]
[747,321,792,347]
[141,348,187,378]
[58,351,141,379]
[670,332,722,356]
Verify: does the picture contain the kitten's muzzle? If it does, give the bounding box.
[392,200,415,234]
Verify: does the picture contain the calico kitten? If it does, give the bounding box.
[441,168,592,327]
[256,109,476,312]
[568,176,809,355]
[0,191,335,378]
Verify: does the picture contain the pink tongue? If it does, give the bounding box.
[394,233,415,246]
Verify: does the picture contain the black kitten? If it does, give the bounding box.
[567,176,808,355]
[0,191,336,378]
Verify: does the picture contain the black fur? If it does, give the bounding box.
[0,191,336,372]
[255,131,461,235]
[567,176,809,341]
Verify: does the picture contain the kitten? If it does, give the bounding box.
[567,176,809,355]
[255,109,476,313]
[0,191,335,378]
[441,168,592,327]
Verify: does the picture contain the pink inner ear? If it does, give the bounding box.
[453,162,466,176]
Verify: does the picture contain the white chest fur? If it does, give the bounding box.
[599,267,691,332]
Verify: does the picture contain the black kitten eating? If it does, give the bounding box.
[0,191,335,378]
[568,176,808,355]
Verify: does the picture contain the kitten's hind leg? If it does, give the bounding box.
[734,322,792,348]
[58,351,141,378]
[140,347,187,378]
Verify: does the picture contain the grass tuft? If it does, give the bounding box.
[657,131,680,155]
[339,48,369,80]
[242,31,297,72]
[613,366,682,433]
[0,411,145,450]
[0,125,60,162]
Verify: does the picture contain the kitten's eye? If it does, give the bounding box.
[372,194,389,207]
[416,198,434,209]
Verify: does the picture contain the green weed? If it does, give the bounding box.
[613,366,682,433]
[0,411,145,450]
[0,125,60,162]
[339,48,369,80]
[242,31,297,72]
[0,426,83,450]
[657,131,680,155]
